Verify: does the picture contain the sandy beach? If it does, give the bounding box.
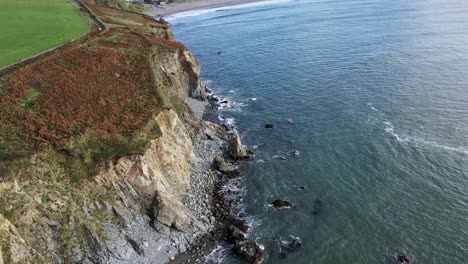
[145,0,267,17]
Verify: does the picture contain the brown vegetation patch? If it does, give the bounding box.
[0,30,167,152]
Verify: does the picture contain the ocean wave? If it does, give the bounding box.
[383,121,468,154]
[367,102,378,111]
[165,0,294,22]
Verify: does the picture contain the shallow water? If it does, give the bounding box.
[171,0,468,263]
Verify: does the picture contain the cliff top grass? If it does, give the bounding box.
[0,2,187,179]
[0,0,90,68]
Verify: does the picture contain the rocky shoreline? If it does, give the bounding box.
[168,90,265,264]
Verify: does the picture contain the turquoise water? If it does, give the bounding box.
[170,0,468,263]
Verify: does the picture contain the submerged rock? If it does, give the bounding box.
[312,199,324,215]
[397,255,411,263]
[227,135,253,160]
[265,123,275,129]
[279,236,302,258]
[272,155,287,161]
[271,199,295,209]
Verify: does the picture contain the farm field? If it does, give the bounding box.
[0,0,89,67]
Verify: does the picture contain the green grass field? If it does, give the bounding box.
[0,0,89,68]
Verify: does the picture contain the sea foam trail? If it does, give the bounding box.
[165,0,294,21]
[383,121,468,154]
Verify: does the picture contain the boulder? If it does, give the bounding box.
[233,238,264,264]
[153,191,203,232]
[271,199,295,209]
[227,135,252,160]
[214,156,238,175]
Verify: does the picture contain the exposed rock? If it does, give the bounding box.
[111,206,131,228]
[158,17,168,24]
[214,156,238,175]
[271,199,295,209]
[290,150,301,158]
[227,135,252,160]
[0,214,37,263]
[153,190,203,232]
[265,123,275,129]
[233,238,264,264]
[228,225,246,243]
[231,218,250,233]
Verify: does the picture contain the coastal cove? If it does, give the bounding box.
[169,0,468,263]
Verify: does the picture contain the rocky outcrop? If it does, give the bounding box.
[0,215,39,263]
[153,190,203,232]
[227,135,253,160]
[214,156,238,175]
[157,49,208,100]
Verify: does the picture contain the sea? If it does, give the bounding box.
[168,0,468,263]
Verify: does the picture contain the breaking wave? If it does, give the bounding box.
[165,0,294,22]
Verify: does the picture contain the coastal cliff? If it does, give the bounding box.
[0,1,237,263]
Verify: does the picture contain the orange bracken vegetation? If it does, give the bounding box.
[0,27,184,152]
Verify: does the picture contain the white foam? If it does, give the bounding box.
[225,117,236,125]
[383,121,409,142]
[205,245,231,263]
[383,121,468,154]
[165,0,294,22]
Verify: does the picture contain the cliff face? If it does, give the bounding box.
[0,2,224,263]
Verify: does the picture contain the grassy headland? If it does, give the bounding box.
[0,0,89,67]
